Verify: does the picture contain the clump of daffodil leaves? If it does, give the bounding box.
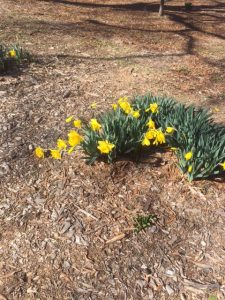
[0,44,27,72]
[35,94,225,182]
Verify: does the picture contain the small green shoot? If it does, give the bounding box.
[134,214,157,234]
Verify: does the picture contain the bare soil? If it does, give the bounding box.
[0,0,225,299]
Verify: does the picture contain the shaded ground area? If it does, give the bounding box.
[0,0,225,299]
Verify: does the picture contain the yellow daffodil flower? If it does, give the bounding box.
[90,119,101,131]
[57,139,67,150]
[132,110,140,118]
[145,129,156,140]
[97,140,115,154]
[112,104,118,110]
[66,116,73,123]
[150,103,158,113]
[118,100,132,114]
[68,130,84,147]
[184,151,193,161]
[219,162,225,170]
[166,127,175,134]
[9,49,16,57]
[34,147,44,158]
[118,97,128,104]
[141,136,150,146]
[50,149,61,160]
[147,119,156,129]
[73,119,82,128]
[188,165,193,173]
[153,130,166,145]
[146,103,158,114]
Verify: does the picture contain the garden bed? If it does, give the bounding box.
[0,0,224,299]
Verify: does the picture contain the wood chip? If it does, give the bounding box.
[105,233,126,244]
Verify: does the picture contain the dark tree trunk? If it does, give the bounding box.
[159,0,165,16]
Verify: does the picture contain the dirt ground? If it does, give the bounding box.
[0,0,225,299]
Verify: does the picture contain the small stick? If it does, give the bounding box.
[105,233,126,244]
[74,204,98,220]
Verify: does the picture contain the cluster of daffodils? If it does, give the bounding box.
[35,116,115,160]
[116,97,140,118]
[34,95,225,181]
[34,97,161,161]
[141,118,168,147]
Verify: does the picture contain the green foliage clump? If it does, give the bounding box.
[134,214,157,234]
[132,95,225,181]
[82,107,150,164]
[185,2,193,10]
[0,44,27,73]
[163,105,225,180]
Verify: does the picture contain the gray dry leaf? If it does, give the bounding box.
[183,279,220,292]
[165,284,175,295]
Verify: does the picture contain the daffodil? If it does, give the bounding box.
[118,97,128,104]
[141,136,150,146]
[57,139,67,150]
[118,100,132,114]
[50,149,61,160]
[9,49,16,57]
[166,127,175,134]
[90,119,101,131]
[68,130,83,147]
[66,116,73,123]
[73,119,82,128]
[97,140,115,154]
[147,119,156,129]
[184,151,193,161]
[219,162,225,170]
[112,104,118,110]
[188,165,193,173]
[146,103,158,114]
[132,110,140,118]
[153,130,165,145]
[145,129,156,140]
[150,103,158,113]
[34,147,44,158]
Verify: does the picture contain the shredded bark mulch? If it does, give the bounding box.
[0,0,225,299]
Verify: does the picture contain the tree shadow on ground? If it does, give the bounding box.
[41,0,165,11]
[0,63,29,78]
[41,0,225,14]
[38,0,225,68]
